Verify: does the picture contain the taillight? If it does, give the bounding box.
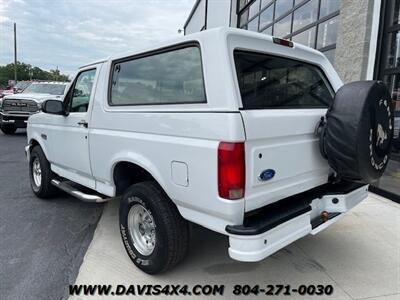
[218,142,245,200]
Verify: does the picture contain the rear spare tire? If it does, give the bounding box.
[320,81,394,183]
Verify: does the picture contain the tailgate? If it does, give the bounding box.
[241,109,330,212]
[233,50,334,212]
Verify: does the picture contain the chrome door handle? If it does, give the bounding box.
[77,120,88,128]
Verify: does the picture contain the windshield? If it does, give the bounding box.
[234,51,334,109]
[23,83,66,95]
[14,81,31,91]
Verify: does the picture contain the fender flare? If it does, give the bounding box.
[109,151,169,197]
[27,134,50,161]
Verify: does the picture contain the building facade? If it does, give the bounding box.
[184,0,400,200]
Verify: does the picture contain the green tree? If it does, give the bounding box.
[0,62,70,88]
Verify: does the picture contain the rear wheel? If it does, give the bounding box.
[119,181,189,274]
[1,124,17,135]
[29,146,58,198]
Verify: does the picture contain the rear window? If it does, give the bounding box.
[109,45,206,106]
[234,50,334,109]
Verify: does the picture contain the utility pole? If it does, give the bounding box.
[13,22,17,84]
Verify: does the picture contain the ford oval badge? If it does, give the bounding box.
[258,169,275,181]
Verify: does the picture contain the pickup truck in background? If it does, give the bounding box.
[25,28,394,274]
[0,81,68,134]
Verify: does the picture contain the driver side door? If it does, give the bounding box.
[48,67,98,189]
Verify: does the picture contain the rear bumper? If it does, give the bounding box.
[227,183,369,262]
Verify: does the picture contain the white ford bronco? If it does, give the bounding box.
[25,28,394,274]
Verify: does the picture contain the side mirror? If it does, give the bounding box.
[42,99,65,115]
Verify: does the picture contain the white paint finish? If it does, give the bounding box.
[366,0,382,80]
[29,65,102,189]
[226,32,342,211]
[71,196,397,300]
[229,185,368,261]
[171,161,189,187]
[185,0,206,35]
[229,213,312,261]
[242,109,330,211]
[27,28,362,259]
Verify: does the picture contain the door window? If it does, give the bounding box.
[372,0,400,198]
[69,69,96,113]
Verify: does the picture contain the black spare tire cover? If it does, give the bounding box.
[321,81,394,183]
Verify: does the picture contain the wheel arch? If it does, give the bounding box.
[111,156,168,197]
[28,136,50,160]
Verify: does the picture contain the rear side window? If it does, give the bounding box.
[234,50,334,109]
[110,46,206,106]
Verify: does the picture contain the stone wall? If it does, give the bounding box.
[334,0,375,83]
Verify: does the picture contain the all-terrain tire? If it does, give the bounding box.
[320,81,394,183]
[1,124,17,135]
[29,146,58,198]
[119,181,189,274]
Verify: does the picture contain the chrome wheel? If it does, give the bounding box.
[32,158,42,188]
[128,203,156,256]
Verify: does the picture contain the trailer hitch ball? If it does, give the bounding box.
[321,211,329,222]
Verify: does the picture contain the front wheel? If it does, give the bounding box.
[119,181,189,274]
[1,124,17,135]
[29,146,58,198]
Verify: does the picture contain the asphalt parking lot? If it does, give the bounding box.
[0,130,104,300]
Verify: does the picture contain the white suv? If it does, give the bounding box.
[25,28,394,274]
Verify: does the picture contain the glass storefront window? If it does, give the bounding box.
[239,0,251,11]
[248,16,259,31]
[237,0,341,65]
[373,73,400,194]
[275,0,293,19]
[317,16,339,49]
[292,0,318,33]
[388,0,400,25]
[249,0,261,19]
[261,0,273,9]
[385,32,400,69]
[320,0,341,18]
[373,74,400,196]
[274,13,292,37]
[262,26,273,35]
[292,27,316,48]
[372,1,400,199]
[240,8,250,27]
[259,4,274,29]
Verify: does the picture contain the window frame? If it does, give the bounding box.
[107,42,207,107]
[63,68,97,114]
[233,49,335,110]
[236,0,340,58]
